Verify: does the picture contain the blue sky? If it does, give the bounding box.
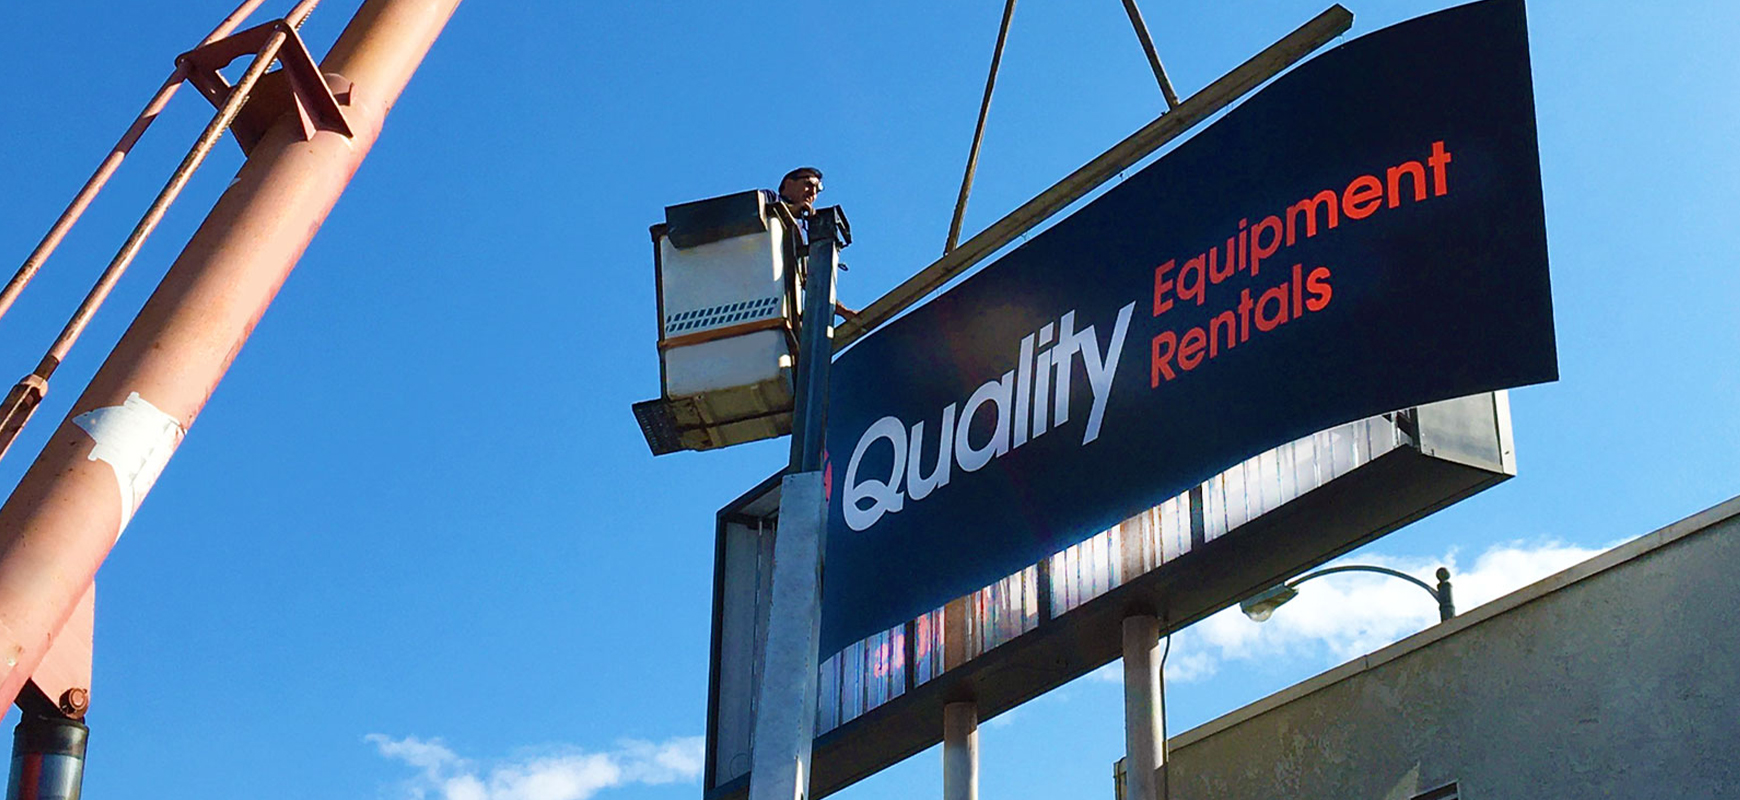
[0,1,1735,798]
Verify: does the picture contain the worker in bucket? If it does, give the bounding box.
[766,166,857,321]
[774,166,823,217]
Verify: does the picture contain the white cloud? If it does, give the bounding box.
[1092,539,1610,686]
[366,734,704,800]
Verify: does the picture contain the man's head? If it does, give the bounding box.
[778,166,823,213]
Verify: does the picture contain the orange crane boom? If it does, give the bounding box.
[0,3,460,794]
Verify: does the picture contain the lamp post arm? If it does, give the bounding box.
[1288,564,1435,595]
[1286,564,1454,621]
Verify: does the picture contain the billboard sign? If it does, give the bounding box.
[708,394,1518,800]
[822,0,1556,656]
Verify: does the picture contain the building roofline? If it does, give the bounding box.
[1171,493,1740,749]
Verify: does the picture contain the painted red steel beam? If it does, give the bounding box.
[0,0,463,710]
[18,584,93,719]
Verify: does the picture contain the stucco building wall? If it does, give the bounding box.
[1161,496,1740,800]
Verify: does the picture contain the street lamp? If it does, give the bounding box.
[1240,565,1455,623]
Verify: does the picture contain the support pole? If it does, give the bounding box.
[6,714,87,800]
[786,208,847,474]
[943,701,979,800]
[750,471,826,800]
[0,0,463,711]
[1122,615,1166,800]
[750,208,847,800]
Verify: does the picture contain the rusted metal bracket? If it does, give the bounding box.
[176,19,352,154]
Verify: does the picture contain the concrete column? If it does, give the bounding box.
[943,701,979,800]
[1122,615,1166,800]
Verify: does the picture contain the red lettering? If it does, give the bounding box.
[1208,245,1233,284]
[1208,310,1237,358]
[1428,140,1452,196]
[1255,283,1290,332]
[1151,331,1177,385]
[1179,327,1207,371]
[1285,190,1340,246]
[1237,288,1254,342]
[1178,256,1206,306]
[1291,262,1304,317]
[1251,215,1282,275]
[1238,219,1249,272]
[1387,160,1427,207]
[1153,260,1176,315]
[1306,266,1333,312]
[1343,174,1383,219]
[1238,217,1252,273]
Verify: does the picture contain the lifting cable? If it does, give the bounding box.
[1120,0,1180,109]
[944,0,1018,256]
[942,0,1182,256]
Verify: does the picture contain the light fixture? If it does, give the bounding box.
[1238,583,1299,622]
[1240,565,1454,623]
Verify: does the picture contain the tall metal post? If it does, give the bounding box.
[750,208,847,800]
[0,0,463,711]
[5,714,86,800]
[787,208,847,474]
[943,701,979,800]
[1122,615,1166,800]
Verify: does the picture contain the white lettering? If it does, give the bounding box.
[955,371,1014,472]
[840,303,1135,534]
[1051,312,1080,427]
[843,416,907,531]
[1032,323,1056,440]
[1012,333,1035,449]
[1074,302,1136,444]
[906,404,957,501]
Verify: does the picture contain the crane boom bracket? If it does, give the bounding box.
[175,19,353,155]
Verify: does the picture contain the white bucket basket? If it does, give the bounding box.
[641,190,806,452]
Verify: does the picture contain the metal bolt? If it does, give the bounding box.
[59,688,89,716]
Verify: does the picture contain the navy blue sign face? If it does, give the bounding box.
[821,0,1555,656]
